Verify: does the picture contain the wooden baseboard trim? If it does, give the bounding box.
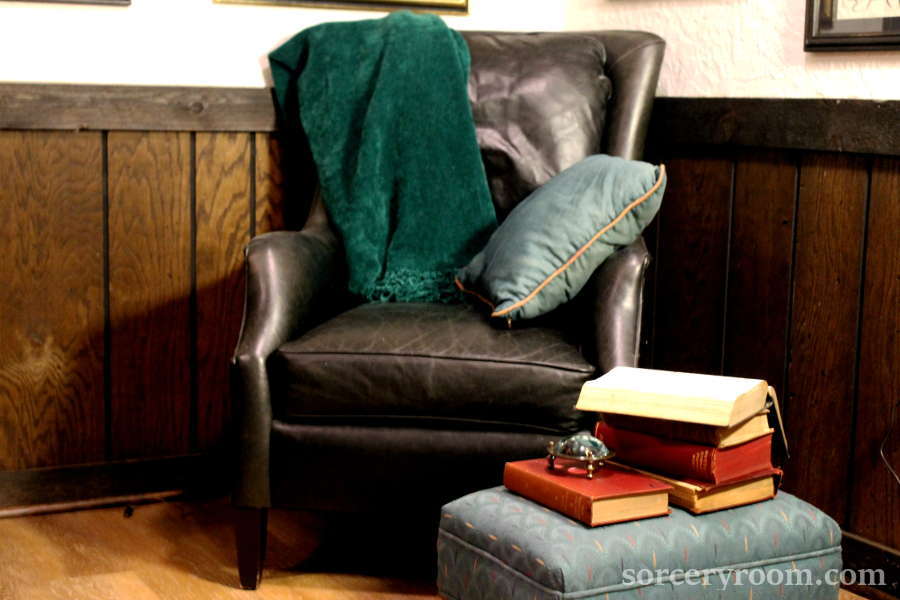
[843,532,900,599]
[0,491,183,519]
[0,455,225,518]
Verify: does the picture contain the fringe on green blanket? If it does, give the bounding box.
[364,268,463,304]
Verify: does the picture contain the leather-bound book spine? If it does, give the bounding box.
[596,422,773,484]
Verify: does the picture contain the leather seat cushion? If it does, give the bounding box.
[269,302,596,433]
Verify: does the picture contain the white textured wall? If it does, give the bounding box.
[0,0,564,87]
[0,0,898,98]
[567,0,900,99]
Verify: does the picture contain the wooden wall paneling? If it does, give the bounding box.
[652,154,733,374]
[107,131,192,460]
[254,133,286,235]
[0,131,105,469]
[723,150,797,394]
[783,152,868,523]
[195,132,253,453]
[849,156,900,550]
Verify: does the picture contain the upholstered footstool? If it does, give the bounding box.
[437,487,841,599]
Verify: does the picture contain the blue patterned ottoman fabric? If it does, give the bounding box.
[438,487,841,599]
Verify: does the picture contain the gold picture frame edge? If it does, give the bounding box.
[214,0,468,15]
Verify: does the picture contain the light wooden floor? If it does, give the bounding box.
[0,498,871,600]
[0,498,438,599]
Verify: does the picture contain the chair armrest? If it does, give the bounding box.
[233,226,342,360]
[231,225,343,507]
[581,236,651,373]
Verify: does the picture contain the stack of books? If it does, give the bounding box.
[576,367,781,514]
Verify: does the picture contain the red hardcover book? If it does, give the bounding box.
[600,409,773,448]
[503,459,672,527]
[596,422,773,484]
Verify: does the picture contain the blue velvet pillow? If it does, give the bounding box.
[456,154,666,321]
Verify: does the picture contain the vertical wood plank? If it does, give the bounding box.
[255,133,285,235]
[724,150,796,394]
[0,131,105,469]
[783,152,867,523]
[652,155,733,374]
[849,156,900,549]
[108,131,192,460]
[195,132,252,453]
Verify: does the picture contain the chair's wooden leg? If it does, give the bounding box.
[235,507,268,590]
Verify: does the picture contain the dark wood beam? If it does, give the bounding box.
[649,97,900,157]
[3,84,900,157]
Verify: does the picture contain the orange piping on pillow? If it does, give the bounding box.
[491,164,666,318]
[455,277,495,310]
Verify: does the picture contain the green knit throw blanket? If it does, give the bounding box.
[269,12,497,303]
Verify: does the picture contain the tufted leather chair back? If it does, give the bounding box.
[463,31,665,220]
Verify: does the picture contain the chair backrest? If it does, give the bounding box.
[301,30,664,228]
[462,31,665,220]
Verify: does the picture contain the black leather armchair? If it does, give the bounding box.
[232,30,665,589]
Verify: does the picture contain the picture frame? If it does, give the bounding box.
[5,0,130,4]
[805,0,900,51]
[215,0,467,15]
